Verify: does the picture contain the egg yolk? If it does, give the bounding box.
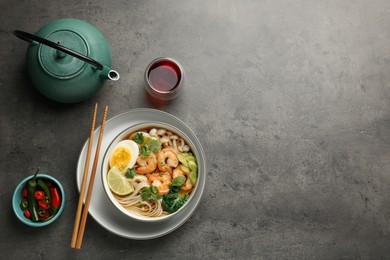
[111,147,131,172]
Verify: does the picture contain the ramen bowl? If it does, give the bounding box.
[101,122,203,222]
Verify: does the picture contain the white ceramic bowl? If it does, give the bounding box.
[101,122,201,222]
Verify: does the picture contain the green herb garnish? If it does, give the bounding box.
[140,146,151,157]
[150,185,159,194]
[146,139,162,153]
[125,168,136,179]
[141,185,161,202]
[141,187,151,201]
[150,193,162,202]
[172,176,185,187]
[133,133,144,144]
[139,139,162,158]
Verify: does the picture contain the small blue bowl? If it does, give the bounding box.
[12,173,65,227]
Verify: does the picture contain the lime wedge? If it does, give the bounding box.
[107,166,134,196]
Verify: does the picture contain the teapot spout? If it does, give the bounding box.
[100,65,120,81]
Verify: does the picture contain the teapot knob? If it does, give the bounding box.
[56,49,66,58]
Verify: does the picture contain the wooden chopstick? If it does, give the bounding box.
[75,105,109,249]
[71,103,98,248]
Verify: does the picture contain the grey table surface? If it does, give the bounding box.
[1,0,390,259]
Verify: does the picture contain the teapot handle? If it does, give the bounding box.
[13,30,104,70]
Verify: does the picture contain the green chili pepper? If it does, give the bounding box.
[27,168,40,222]
[19,199,28,210]
[38,208,46,217]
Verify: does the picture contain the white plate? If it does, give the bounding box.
[76,108,206,240]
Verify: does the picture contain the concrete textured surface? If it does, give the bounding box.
[1,0,390,259]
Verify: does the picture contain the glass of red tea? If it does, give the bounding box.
[145,57,184,100]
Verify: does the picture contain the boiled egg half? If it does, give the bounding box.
[109,140,139,173]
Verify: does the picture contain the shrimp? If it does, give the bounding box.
[173,166,192,191]
[136,153,157,174]
[156,148,179,172]
[148,171,172,195]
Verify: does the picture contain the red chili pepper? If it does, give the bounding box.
[34,190,45,200]
[40,214,49,221]
[38,200,50,210]
[50,187,61,213]
[24,209,31,218]
[45,181,53,188]
[22,188,28,198]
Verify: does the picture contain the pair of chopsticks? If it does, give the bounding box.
[71,103,108,249]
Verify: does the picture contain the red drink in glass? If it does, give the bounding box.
[145,57,184,100]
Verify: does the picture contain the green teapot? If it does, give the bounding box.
[14,18,119,103]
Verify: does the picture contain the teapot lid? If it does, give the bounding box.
[39,30,88,78]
